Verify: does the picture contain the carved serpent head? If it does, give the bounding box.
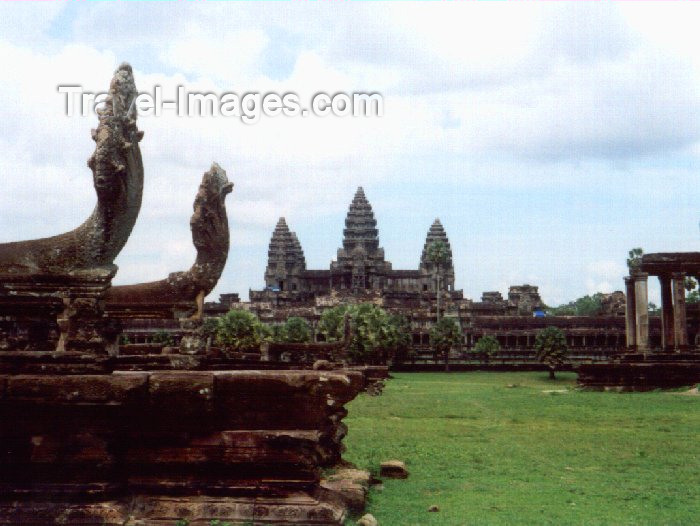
[191,162,233,256]
[87,63,141,204]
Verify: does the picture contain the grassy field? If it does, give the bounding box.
[342,372,699,525]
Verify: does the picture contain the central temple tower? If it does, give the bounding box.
[331,187,392,292]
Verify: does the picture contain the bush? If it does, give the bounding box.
[318,303,408,364]
[429,317,461,357]
[281,316,312,343]
[474,335,500,362]
[151,330,175,347]
[216,309,269,354]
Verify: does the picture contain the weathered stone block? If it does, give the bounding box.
[0,369,364,524]
[321,468,370,513]
[147,371,214,419]
[4,373,148,405]
[380,460,409,479]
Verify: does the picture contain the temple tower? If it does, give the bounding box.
[264,217,306,292]
[331,187,391,292]
[419,218,455,292]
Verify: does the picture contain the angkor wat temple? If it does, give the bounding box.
[203,187,633,359]
[187,186,652,361]
[250,187,458,303]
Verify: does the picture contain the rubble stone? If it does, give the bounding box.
[380,460,409,479]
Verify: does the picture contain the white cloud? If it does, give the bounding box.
[585,260,627,295]
[1,2,699,302]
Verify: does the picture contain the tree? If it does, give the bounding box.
[387,313,412,363]
[318,303,404,364]
[426,239,450,322]
[534,326,568,380]
[216,309,269,354]
[268,323,286,342]
[474,335,500,364]
[151,330,175,347]
[685,277,697,292]
[548,293,604,316]
[687,290,700,305]
[429,317,461,370]
[348,303,393,364]
[685,277,700,305]
[627,247,643,273]
[281,316,312,343]
[318,305,350,342]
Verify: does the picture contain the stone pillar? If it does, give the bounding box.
[624,277,636,349]
[633,273,649,351]
[672,272,688,350]
[179,319,207,355]
[56,297,111,355]
[659,274,675,350]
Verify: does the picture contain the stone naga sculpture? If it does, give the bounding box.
[105,163,233,321]
[0,63,143,275]
[0,63,143,357]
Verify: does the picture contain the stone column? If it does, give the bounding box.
[634,273,649,351]
[672,272,688,350]
[56,297,109,355]
[659,274,675,350]
[624,276,636,349]
[179,318,207,355]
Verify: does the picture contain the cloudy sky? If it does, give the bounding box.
[1,2,698,306]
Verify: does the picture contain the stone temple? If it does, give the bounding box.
[251,186,459,303]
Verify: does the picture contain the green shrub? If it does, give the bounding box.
[474,335,500,362]
[318,303,408,364]
[216,309,269,354]
[151,330,175,347]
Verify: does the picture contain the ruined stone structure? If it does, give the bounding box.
[0,64,365,525]
[625,253,700,351]
[600,290,626,316]
[469,287,545,317]
[251,187,461,303]
[578,252,700,390]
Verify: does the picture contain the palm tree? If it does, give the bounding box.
[429,317,461,372]
[534,326,568,380]
[426,239,449,322]
[626,247,643,274]
[426,239,452,370]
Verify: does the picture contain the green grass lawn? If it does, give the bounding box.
[343,372,699,525]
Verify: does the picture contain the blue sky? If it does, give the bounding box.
[1,2,699,306]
